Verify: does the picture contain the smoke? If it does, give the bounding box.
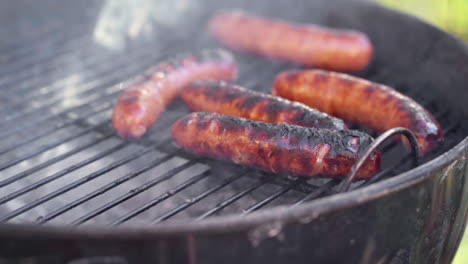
[93,0,199,50]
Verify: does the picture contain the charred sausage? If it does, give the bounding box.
[273,69,444,155]
[180,80,346,130]
[209,10,373,71]
[172,112,381,179]
[112,49,238,138]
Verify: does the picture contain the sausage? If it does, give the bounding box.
[209,10,373,72]
[112,49,238,138]
[180,80,346,130]
[172,112,381,179]
[273,69,444,155]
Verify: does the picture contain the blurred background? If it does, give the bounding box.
[379,0,468,39]
[376,0,468,263]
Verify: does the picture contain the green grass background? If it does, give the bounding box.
[377,1,468,263]
[379,0,468,38]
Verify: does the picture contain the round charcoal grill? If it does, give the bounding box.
[0,0,467,263]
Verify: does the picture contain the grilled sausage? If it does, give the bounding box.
[180,80,346,130]
[112,49,238,138]
[273,69,444,155]
[209,10,373,71]
[172,112,381,179]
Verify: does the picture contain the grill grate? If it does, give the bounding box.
[0,2,466,227]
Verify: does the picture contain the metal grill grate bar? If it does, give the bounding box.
[0,108,176,222]
[0,32,91,88]
[0,103,111,157]
[241,183,297,215]
[250,175,318,194]
[0,123,107,172]
[0,89,116,140]
[1,40,166,108]
[151,172,246,224]
[0,146,156,222]
[0,134,113,188]
[0,142,126,207]
[0,25,86,67]
[0,50,267,127]
[71,158,195,225]
[0,32,173,102]
[0,76,122,125]
[292,179,339,207]
[36,152,178,224]
[111,169,212,225]
[0,41,187,130]
[195,176,273,220]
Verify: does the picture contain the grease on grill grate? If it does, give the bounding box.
[0,19,464,227]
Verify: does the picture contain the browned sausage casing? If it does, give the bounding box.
[180,80,346,130]
[209,10,373,71]
[172,112,381,179]
[112,49,238,138]
[273,69,444,155]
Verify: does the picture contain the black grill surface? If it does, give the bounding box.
[0,0,466,227]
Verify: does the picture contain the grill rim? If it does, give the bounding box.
[0,0,467,240]
[0,136,465,238]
